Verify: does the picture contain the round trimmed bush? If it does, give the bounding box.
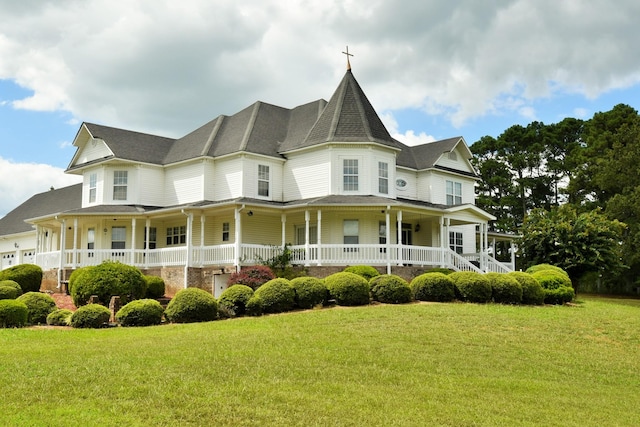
[164,288,218,323]
[0,280,22,297]
[46,309,74,326]
[290,276,327,309]
[449,271,492,303]
[227,265,275,290]
[116,299,164,327]
[0,299,28,328]
[509,272,545,305]
[324,272,370,306]
[246,295,263,316]
[70,261,147,307]
[70,304,111,328]
[485,272,522,304]
[68,267,89,295]
[0,264,42,293]
[0,285,19,300]
[218,285,254,317]
[410,273,455,302]
[526,264,570,278]
[144,275,166,299]
[369,274,412,304]
[544,286,575,305]
[253,278,295,314]
[343,265,380,280]
[16,292,57,324]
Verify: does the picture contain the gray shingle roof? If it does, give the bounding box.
[69,71,473,176]
[0,184,82,235]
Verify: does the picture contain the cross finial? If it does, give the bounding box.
[342,46,354,70]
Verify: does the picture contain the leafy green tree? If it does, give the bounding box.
[519,205,626,292]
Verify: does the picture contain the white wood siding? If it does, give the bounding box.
[214,157,244,200]
[76,138,112,164]
[435,146,475,174]
[283,150,332,200]
[427,173,476,205]
[203,160,216,201]
[244,157,284,201]
[138,166,165,206]
[105,166,137,205]
[165,162,203,205]
[395,169,417,200]
[81,167,104,207]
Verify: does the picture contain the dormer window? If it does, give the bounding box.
[446,180,462,205]
[448,151,458,161]
[343,159,359,191]
[113,171,128,201]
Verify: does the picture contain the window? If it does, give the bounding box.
[343,220,359,252]
[296,225,318,245]
[446,180,462,205]
[449,231,463,254]
[379,221,387,253]
[111,226,126,250]
[166,226,186,245]
[144,227,157,249]
[448,151,458,161]
[222,222,230,242]
[87,228,95,250]
[89,173,97,203]
[258,165,270,197]
[378,162,388,194]
[113,171,128,201]
[343,159,358,191]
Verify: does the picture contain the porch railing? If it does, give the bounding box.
[35,244,512,273]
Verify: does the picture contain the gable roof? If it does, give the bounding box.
[0,184,82,235]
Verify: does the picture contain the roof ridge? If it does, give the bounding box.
[239,101,262,151]
[201,115,225,156]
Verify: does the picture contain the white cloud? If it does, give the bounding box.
[0,0,639,136]
[0,157,81,218]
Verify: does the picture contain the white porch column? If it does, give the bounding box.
[200,214,206,267]
[444,218,451,268]
[131,218,137,266]
[316,210,322,266]
[304,210,310,267]
[58,219,66,288]
[72,218,78,268]
[183,212,193,289]
[145,218,151,269]
[35,225,41,266]
[397,210,403,266]
[234,206,242,272]
[511,241,516,270]
[280,214,287,247]
[385,208,391,274]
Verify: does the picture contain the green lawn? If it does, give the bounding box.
[1,296,639,426]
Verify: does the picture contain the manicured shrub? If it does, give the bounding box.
[544,286,575,305]
[0,285,19,300]
[70,304,111,328]
[68,267,89,295]
[227,265,275,290]
[0,280,22,296]
[116,299,164,327]
[246,295,263,316]
[0,264,43,293]
[0,299,28,328]
[324,272,370,306]
[46,309,74,326]
[427,268,455,275]
[16,292,57,324]
[509,272,545,305]
[526,264,570,278]
[343,265,380,281]
[530,270,574,305]
[369,274,412,304]
[144,275,166,299]
[410,273,455,302]
[70,261,147,307]
[253,278,295,314]
[449,271,492,303]
[290,276,327,309]
[218,285,254,317]
[164,288,218,323]
[485,272,522,304]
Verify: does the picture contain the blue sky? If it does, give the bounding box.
[2,0,640,217]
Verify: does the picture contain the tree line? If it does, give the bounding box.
[471,104,640,293]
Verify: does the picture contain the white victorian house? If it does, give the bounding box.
[0,68,514,295]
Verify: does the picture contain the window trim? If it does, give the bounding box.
[449,231,463,254]
[343,219,359,252]
[166,226,186,246]
[378,161,388,194]
[89,173,97,203]
[343,159,359,192]
[113,170,128,201]
[258,164,270,197]
[222,222,230,242]
[111,226,126,250]
[446,180,462,205]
